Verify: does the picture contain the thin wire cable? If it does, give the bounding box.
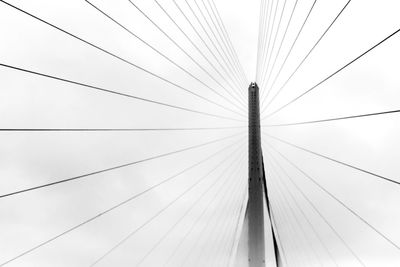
[0,126,246,132]
[156,0,247,103]
[264,132,400,186]
[256,0,267,81]
[226,191,247,266]
[202,0,247,93]
[263,25,400,120]
[217,184,247,267]
[266,162,306,267]
[208,188,244,267]
[86,0,246,115]
[263,108,400,127]
[200,0,247,95]
[269,208,289,266]
[177,158,245,267]
[260,0,299,88]
[0,132,245,199]
[152,0,245,108]
[256,0,269,82]
[260,0,300,103]
[259,156,283,267]
[210,184,246,267]
[258,0,275,84]
[135,148,245,266]
[264,145,366,266]
[258,0,273,85]
[268,166,323,266]
[268,176,312,266]
[0,1,243,120]
[266,140,400,251]
[264,151,326,267]
[145,157,242,267]
[261,0,352,114]
[259,0,289,97]
[190,179,246,266]
[191,0,244,89]
[0,63,243,122]
[197,182,246,267]
[0,138,244,267]
[263,0,318,106]
[125,0,247,112]
[178,170,246,266]
[89,143,243,266]
[171,0,244,96]
[183,0,245,91]
[208,0,249,86]
[197,183,245,267]
[265,189,290,266]
[199,0,248,89]
[271,197,308,266]
[162,158,245,267]
[258,0,279,93]
[266,155,338,266]
[191,0,244,90]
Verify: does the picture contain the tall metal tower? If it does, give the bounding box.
[248,82,265,266]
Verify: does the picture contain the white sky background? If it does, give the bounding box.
[0,0,400,266]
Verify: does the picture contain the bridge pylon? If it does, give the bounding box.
[248,82,265,266]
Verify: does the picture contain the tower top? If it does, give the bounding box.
[249,82,258,92]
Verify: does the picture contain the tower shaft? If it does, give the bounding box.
[248,82,265,266]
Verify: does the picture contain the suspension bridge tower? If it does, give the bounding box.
[248,82,265,266]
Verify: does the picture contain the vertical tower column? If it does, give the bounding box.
[248,82,265,266]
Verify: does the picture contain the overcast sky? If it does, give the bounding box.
[0,0,400,266]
